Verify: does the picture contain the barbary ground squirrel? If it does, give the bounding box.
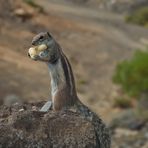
[28,32,111,148]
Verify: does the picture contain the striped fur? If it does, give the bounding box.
[47,48,78,110]
[47,39,111,148]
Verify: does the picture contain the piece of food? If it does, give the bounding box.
[28,47,37,56]
[28,44,47,59]
[37,44,47,51]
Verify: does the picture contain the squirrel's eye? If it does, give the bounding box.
[39,36,44,40]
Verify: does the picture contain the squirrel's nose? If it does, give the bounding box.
[32,40,36,45]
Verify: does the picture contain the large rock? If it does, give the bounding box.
[109,109,147,130]
[0,102,97,148]
[110,108,148,148]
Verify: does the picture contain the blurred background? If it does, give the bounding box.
[0,0,148,147]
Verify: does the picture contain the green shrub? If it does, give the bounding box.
[113,50,148,98]
[78,79,87,85]
[23,0,44,13]
[125,7,148,26]
[114,97,132,108]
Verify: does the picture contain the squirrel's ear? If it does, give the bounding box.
[47,32,52,38]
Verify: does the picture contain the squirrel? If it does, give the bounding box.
[28,32,111,148]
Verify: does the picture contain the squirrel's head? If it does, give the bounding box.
[28,32,60,63]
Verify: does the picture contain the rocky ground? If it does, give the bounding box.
[111,108,148,148]
[0,0,148,147]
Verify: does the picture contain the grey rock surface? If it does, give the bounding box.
[0,102,97,148]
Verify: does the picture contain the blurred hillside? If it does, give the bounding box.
[0,0,148,120]
[0,0,148,147]
[55,0,148,13]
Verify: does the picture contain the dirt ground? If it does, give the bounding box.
[0,0,148,123]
